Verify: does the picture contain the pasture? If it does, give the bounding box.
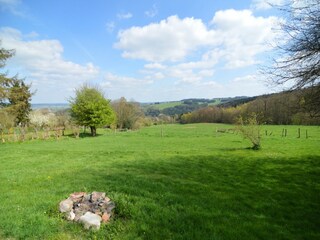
[0,123,319,239]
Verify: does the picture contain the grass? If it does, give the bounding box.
[147,101,182,110]
[0,123,319,239]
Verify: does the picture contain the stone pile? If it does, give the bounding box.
[59,191,115,230]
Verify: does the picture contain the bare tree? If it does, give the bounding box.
[269,0,319,89]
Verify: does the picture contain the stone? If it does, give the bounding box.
[69,192,86,202]
[66,210,75,221]
[79,212,102,230]
[83,194,91,201]
[106,201,115,214]
[59,199,73,213]
[91,192,106,202]
[101,213,110,223]
[59,191,114,230]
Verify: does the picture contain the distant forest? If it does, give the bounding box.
[143,86,320,125]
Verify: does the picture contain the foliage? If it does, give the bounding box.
[143,98,239,117]
[180,88,320,125]
[0,109,15,132]
[29,109,58,129]
[0,124,319,239]
[237,113,261,150]
[0,44,33,126]
[0,41,14,69]
[111,97,144,130]
[69,85,115,136]
[6,77,33,125]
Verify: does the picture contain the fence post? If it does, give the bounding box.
[306,130,308,139]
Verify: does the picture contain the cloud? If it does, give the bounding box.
[210,9,280,68]
[103,72,153,86]
[100,72,154,101]
[0,27,99,102]
[0,0,25,17]
[115,15,216,62]
[117,12,133,20]
[144,63,166,69]
[145,4,158,18]
[251,0,286,10]
[106,21,115,33]
[115,11,280,69]
[226,74,270,96]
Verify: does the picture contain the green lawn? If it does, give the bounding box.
[1,124,319,239]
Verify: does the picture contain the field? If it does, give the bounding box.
[1,123,320,239]
[145,101,183,110]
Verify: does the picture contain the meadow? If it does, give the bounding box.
[0,123,319,239]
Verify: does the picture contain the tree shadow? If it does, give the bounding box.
[49,154,320,239]
[64,132,103,139]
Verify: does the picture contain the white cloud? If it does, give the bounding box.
[100,72,154,101]
[117,12,133,20]
[0,0,21,7]
[210,9,279,68]
[106,21,115,33]
[251,0,286,10]
[0,27,99,102]
[115,11,280,70]
[104,72,153,86]
[0,0,25,17]
[144,63,166,69]
[145,4,158,18]
[114,15,216,62]
[224,74,272,96]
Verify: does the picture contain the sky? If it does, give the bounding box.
[0,0,287,103]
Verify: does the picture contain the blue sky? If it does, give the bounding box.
[0,0,286,103]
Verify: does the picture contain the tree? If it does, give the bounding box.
[111,97,144,129]
[69,85,115,136]
[270,0,319,88]
[0,44,33,126]
[0,44,15,104]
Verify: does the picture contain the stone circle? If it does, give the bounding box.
[59,191,115,230]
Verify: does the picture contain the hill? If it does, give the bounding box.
[142,96,253,116]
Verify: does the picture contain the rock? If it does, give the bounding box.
[74,210,86,222]
[59,191,114,230]
[101,213,110,223]
[69,192,86,202]
[66,210,75,221]
[83,194,91,201]
[91,192,106,202]
[79,212,102,230]
[106,201,115,214]
[59,199,73,213]
[74,204,90,221]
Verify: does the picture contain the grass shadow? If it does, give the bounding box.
[48,154,320,240]
[64,132,103,139]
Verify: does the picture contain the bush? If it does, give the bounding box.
[237,113,261,150]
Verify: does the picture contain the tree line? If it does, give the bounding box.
[180,88,320,125]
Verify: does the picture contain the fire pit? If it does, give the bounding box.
[59,191,115,230]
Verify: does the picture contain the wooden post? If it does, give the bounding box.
[265,130,268,136]
[285,129,287,137]
[306,130,308,139]
[298,128,300,138]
